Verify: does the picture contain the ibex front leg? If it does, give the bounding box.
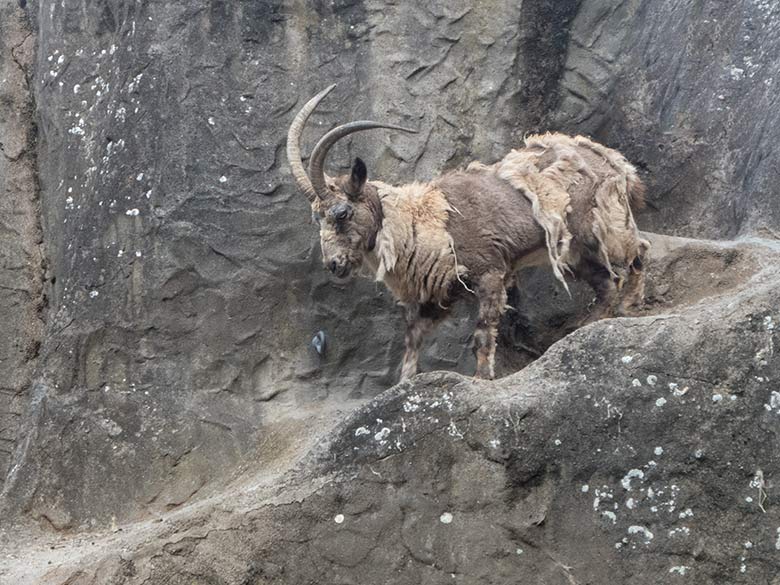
[473,271,507,380]
[400,303,444,381]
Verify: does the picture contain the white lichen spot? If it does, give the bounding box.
[678,508,693,519]
[694,449,704,459]
[626,498,636,510]
[621,469,645,490]
[554,439,562,446]
[668,527,690,537]
[488,439,500,449]
[764,315,775,331]
[730,66,745,80]
[219,175,227,183]
[646,375,658,386]
[144,190,152,199]
[374,427,390,442]
[581,485,590,493]
[515,548,523,555]
[602,511,617,524]
[775,527,780,551]
[655,397,667,407]
[768,391,780,412]
[745,496,753,503]
[593,487,614,512]
[712,394,723,403]
[439,512,453,524]
[621,355,634,364]
[669,566,691,576]
[632,379,642,387]
[135,250,142,258]
[136,172,144,181]
[334,514,344,524]
[354,426,370,437]
[89,290,99,299]
[128,73,144,93]
[125,208,140,216]
[744,541,753,549]
[73,84,81,94]
[628,525,654,542]
[208,117,216,126]
[403,394,422,412]
[654,446,664,456]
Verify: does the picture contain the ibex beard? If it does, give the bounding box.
[287,85,650,381]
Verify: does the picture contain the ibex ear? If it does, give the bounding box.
[348,157,367,199]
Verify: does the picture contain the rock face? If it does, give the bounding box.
[2,0,780,582]
[554,0,780,239]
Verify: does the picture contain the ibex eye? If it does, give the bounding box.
[330,204,351,222]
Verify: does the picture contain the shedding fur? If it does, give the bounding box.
[369,182,466,306]
[484,132,648,294]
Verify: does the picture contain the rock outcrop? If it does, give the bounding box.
[5,234,780,584]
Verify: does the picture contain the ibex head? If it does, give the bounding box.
[286,85,416,279]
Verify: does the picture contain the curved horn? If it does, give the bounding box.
[286,84,336,203]
[308,121,418,199]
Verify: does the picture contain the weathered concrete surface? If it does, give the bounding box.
[0,1,44,486]
[2,0,780,576]
[4,235,779,584]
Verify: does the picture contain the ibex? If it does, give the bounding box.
[287,85,649,380]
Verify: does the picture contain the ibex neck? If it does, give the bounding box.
[365,181,462,306]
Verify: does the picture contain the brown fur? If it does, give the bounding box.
[304,133,648,381]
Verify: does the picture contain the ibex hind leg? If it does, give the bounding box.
[616,253,647,316]
[577,259,619,325]
[473,271,507,380]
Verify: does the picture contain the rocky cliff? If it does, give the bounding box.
[1,1,779,583]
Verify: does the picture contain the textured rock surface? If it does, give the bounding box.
[2,0,780,582]
[0,2,44,486]
[554,0,780,239]
[4,235,780,584]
